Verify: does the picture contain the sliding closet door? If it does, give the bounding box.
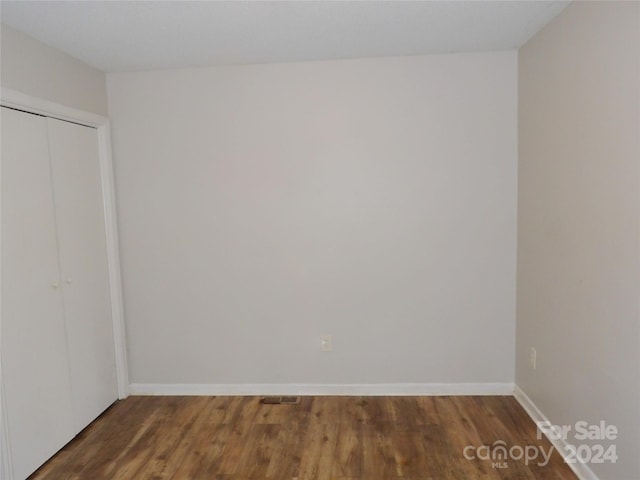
[1,107,75,480]
[46,118,118,434]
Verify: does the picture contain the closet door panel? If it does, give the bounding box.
[46,118,117,434]
[1,107,74,480]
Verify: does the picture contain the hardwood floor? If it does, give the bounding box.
[29,396,577,479]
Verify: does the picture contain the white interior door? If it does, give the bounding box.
[46,117,118,434]
[1,107,75,480]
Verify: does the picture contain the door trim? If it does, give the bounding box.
[1,88,130,402]
[0,382,12,480]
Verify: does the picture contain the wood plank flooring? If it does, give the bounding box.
[29,396,577,479]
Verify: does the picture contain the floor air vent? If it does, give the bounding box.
[260,396,300,405]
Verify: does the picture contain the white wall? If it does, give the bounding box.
[0,24,107,115]
[517,2,639,479]
[108,51,517,388]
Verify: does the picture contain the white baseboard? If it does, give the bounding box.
[513,385,599,480]
[129,382,514,396]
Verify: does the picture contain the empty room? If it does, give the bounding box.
[1,1,638,479]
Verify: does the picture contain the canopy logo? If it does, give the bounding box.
[463,420,619,470]
[462,440,554,468]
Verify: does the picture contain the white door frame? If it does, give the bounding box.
[0,88,129,401]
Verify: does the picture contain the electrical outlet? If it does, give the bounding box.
[530,347,537,370]
[320,335,332,352]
